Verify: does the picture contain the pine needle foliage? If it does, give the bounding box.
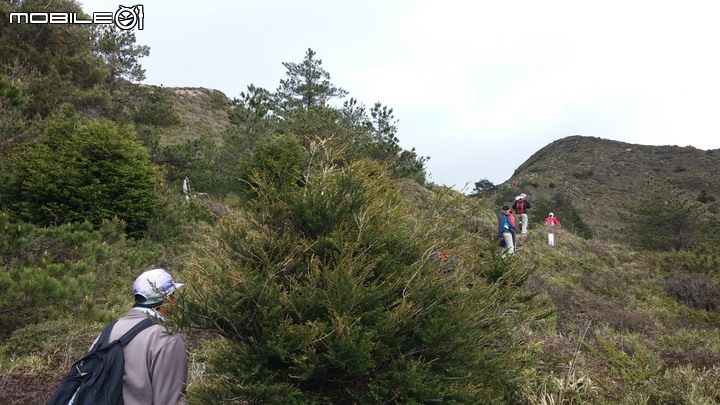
[620,175,705,250]
[0,215,133,336]
[1,109,158,237]
[176,138,540,404]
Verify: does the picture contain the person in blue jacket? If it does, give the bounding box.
[497,205,516,256]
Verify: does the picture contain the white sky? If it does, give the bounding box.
[80,0,720,191]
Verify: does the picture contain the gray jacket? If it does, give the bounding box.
[92,309,188,405]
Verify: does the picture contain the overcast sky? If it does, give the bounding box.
[80,0,720,191]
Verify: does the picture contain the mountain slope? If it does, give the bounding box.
[503,135,720,239]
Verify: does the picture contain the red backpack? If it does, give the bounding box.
[515,199,525,214]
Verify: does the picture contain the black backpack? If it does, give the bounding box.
[48,318,155,405]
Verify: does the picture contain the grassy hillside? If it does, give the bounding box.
[513,226,720,403]
[502,135,720,239]
[2,78,720,403]
[159,87,232,145]
[10,10,698,401]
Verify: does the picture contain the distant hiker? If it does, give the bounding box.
[543,212,560,227]
[507,208,517,249]
[497,206,516,256]
[182,176,191,203]
[543,212,561,246]
[512,193,532,235]
[511,196,521,245]
[51,269,189,405]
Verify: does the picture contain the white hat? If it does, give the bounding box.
[520,193,527,198]
[132,268,185,305]
[549,212,554,217]
[515,196,521,201]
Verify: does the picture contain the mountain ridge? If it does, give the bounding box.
[498,135,720,239]
[154,86,720,241]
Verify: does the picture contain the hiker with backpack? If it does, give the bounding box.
[543,212,561,246]
[512,193,532,236]
[507,206,517,249]
[49,268,188,405]
[497,205,516,256]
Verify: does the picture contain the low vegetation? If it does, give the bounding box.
[1,1,720,403]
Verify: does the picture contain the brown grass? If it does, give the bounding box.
[0,367,59,405]
[158,87,232,145]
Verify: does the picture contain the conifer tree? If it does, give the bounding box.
[1,109,158,237]
[231,84,274,133]
[621,175,703,250]
[177,139,540,403]
[339,99,428,183]
[0,78,26,149]
[471,178,497,196]
[92,24,150,95]
[0,216,128,335]
[0,0,110,117]
[274,48,348,114]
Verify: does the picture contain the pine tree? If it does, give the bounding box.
[0,215,128,335]
[0,0,111,117]
[471,178,497,196]
[0,78,27,150]
[176,139,541,403]
[621,175,703,250]
[92,24,150,95]
[274,48,348,114]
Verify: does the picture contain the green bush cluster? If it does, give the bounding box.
[1,110,158,237]
[0,215,122,336]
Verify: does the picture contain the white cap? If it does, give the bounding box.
[515,196,521,201]
[520,193,527,198]
[549,212,554,217]
[132,268,185,305]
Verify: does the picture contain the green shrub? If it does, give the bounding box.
[146,185,216,244]
[0,318,103,369]
[235,132,309,200]
[1,111,158,237]
[0,215,128,335]
[132,88,180,127]
[176,141,542,404]
[619,176,704,250]
[572,170,594,179]
[532,194,592,239]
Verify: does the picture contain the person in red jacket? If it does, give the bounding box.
[507,209,517,248]
[512,193,531,235]
[543,212,560,226]
[543,213,560,246]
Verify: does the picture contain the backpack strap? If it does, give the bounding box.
[116,318,157,347]
[90,321,118,352]
[91,318,156,353]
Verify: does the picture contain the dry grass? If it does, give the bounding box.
[0,367,59,405]
[158,87,232,145]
